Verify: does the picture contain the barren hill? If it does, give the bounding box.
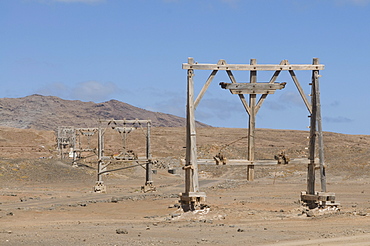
[0,94,208,131]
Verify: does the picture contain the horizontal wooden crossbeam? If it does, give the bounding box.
[220,82,286,94]
[76,128,98,131]
[182,158,312,166]
[99,119,151,125]
[182,63,324,71]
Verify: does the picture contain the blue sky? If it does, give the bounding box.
[1,0,370,135]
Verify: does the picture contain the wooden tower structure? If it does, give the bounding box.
[180,57,336,210]
[94,119,154,193]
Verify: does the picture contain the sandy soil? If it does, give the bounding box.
[1,158,370,246]
[1,126,370,245]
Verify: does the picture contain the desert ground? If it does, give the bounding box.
[1,126,370,245]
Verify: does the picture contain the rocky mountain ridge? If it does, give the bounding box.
[0,94,208,131]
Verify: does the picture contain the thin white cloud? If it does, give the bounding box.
[329,101,340,107]
[36,81,121,102]
[280,91,306,108]
[198,98,244,120]
[71,81,120,102]
[35,0,105,4]
[334,0,370,5]
[161,0,240,7]
[145,94,185,118]
[57,0,104,2]
[36,82,68,97]
[220,0,240,7]
[265,101,287,111]
[348,0,370,4]
[324,116,353,123]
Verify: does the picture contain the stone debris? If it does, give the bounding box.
[116,228,129,234]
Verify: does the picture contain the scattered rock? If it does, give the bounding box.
[0,230,12,234]
[171,213,181,218]
[306,211,315,217]
[116,228,128,234]
[111,197,119,203]
[144,215,158,219]
[358,211,367,216]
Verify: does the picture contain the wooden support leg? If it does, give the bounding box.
[247,59,256,182]
[301,58,336,209]
[94,159,106,193]
[72,151,78,167]
[180,58,207,211]
[247,164,255,181]
[142,161,156,193]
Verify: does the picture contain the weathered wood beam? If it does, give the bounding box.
[220,82,286,94]
[76,128,98,131]
[183,63,324,71]
[312,58,326,193]
[185,58,199,194]
[100,119,151,125]
[247,59,257,181]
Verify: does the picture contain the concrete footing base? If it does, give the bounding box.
[94,181,106,193]
[179,192,207,212]
[141,182,156,193]
[301,191,339,209]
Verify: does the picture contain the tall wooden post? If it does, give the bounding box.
[72,130,78,167]
[57,127,61,158]
[247,59,257,181]
[94,126,106,193]
[308,60,318,195]
[97,127,103,182]
[312,58,326,193]
[302,57,332,208]
[186,58,197,193]
[180,57,206,211]
[145,121,153,187]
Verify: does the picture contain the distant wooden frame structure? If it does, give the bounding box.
[180,57,336,210]
[94,119,155,193]
[57,126,75,159]
[71,128,98,167]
